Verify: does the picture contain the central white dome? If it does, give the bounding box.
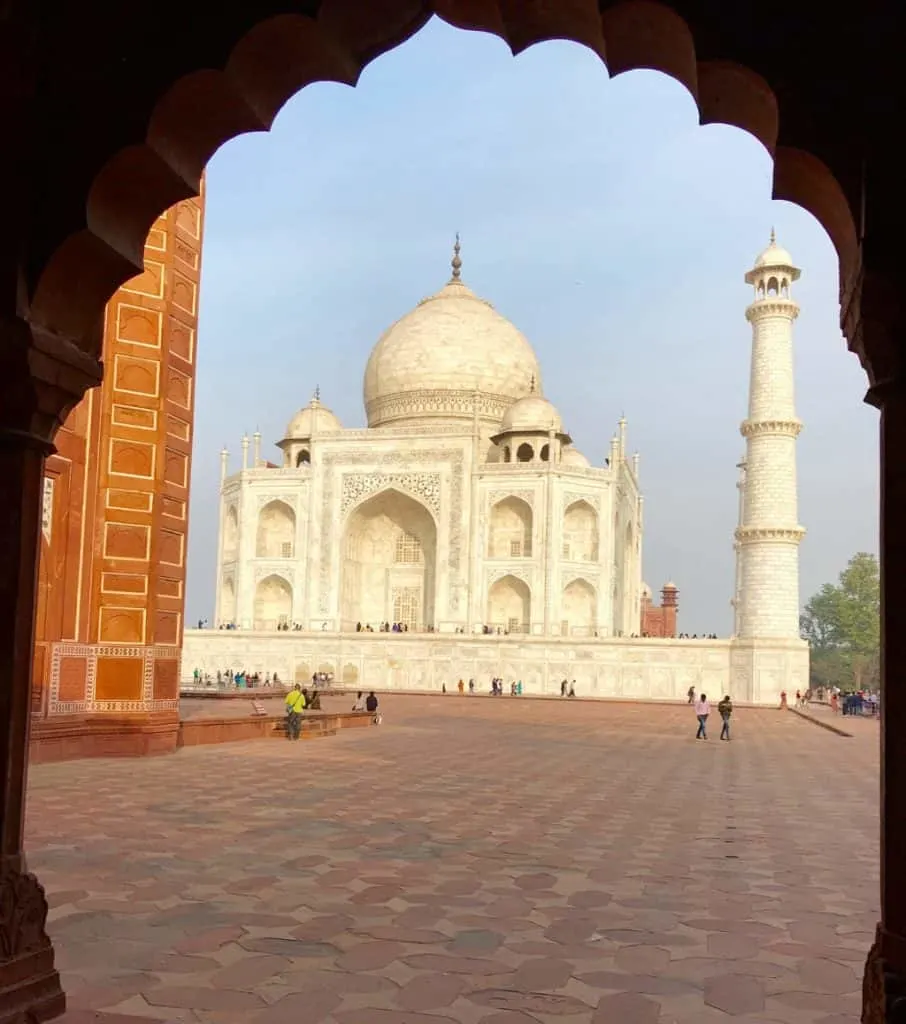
[363,242,541,429]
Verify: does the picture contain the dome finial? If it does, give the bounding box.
[770,226,776,245]
[451,232,462,281]
[312,385,320,405]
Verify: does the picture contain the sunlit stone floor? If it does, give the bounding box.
[29,695,878,1023]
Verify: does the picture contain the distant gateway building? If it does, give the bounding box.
[183,236,808,703]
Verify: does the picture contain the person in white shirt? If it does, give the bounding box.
[695,694,711,740]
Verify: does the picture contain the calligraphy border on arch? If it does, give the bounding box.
[319,449,465,614]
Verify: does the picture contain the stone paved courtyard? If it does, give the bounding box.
[27,696,879,1023]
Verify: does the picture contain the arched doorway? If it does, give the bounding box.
[487,574,532,634]
[253,574,292,630]
[256,500,296,558]
[563,500,598,561]
[340,489,437,631]
[488,496,533,558]
[561,578,596,637]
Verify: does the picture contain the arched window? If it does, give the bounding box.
[781,277,790,298]
[256,500,296,558]
[757,281,766,299]
[516,442,533,463]
[540,444,550,462]
[487,574,531,634]
[296,449,311,466]
[488,496,533,558]
[503,445,511,463]
[253,574,293,630]
[767,276,779,297]
[563,500,599,561]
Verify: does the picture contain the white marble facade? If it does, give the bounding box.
[215,241,642,639]
[193,236,810,705]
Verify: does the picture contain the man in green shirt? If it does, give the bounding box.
[718,695,733,741]
[285,684,306,740]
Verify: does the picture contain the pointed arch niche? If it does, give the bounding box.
[223,505,239,560]
[340,488,437,631]
[254,574,293,630]
[220,577,236,624]
[562,578,596,637]
[256,499,296,558]
[488,574,531,634]
[563,500,599,561]
[488,496,533,559]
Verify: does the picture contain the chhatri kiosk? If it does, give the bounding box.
[182,237,808,702]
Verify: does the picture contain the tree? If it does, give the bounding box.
[800,552,880,690]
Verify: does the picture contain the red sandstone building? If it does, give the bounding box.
[31,193,205,762]
[640,582,678,637]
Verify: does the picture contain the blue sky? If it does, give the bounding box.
[186,16,877,635]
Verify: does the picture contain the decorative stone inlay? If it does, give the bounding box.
[341,471,441,518]
[254,565,294,583]
[564,491,600,512]
[256,493,297,511]
[48,643,180,715]
[735,526,806,543]
[488,489,535,509]
[740,418,803,438]
[319,449,464,614]
[562,571,599,589]
[488,567,531,585]
[0,863,53,959]
[41,476,54,542]
[367,388,511,427]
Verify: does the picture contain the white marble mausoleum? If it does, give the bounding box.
[182,236,809,704]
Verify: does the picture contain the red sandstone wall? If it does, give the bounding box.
[32,187,205,756]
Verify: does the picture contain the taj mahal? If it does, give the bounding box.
[182,234,809,704]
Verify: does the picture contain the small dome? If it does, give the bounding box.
[663,581,678,591]
[560,445,590,467]
[500,393,562,434]
[285,394,341,439]
[641,582,653,600]
[754,230,794,268]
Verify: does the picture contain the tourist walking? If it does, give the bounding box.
[695,693,711,740]
[687,685,695,704]
[718,694,732,741]
[284,683,306,740]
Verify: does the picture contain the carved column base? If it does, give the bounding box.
[863,925,906,1023]
[0,865,64,1024]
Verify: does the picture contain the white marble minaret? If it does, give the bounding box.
[735,232,806,639]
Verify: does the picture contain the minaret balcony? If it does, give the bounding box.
[739,418,802,438]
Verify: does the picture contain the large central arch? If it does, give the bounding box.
[340,489,437,630]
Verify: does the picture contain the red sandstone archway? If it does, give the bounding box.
[2,4,904,1023]
[23,1,863,369]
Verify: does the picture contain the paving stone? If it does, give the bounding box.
[704,974,766,1014]
[593,991,661,1023]
[394,973,466,1010]
[25,695,878,1024]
